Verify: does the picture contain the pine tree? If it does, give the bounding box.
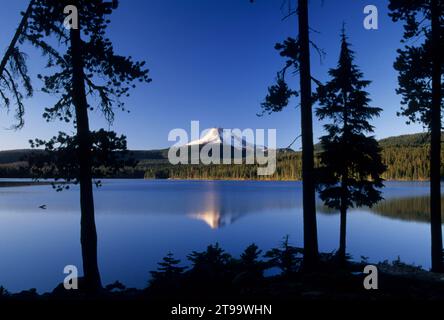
[187,243,233,283]
[389,0,444,272]
[150,253,186,283]
[315,30,385,262]
[259,0,319,270]
[264,236,303,275]
[239,243,264,275]
[25,0,151,291]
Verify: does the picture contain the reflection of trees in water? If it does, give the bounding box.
[370,196,444,223]
[319,196,444,223]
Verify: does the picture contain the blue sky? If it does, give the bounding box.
[0,0,424,150]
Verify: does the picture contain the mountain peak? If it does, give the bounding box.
[184,127,265,151]
[186,127,224,146]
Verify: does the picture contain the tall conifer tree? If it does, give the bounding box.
[389,0,444,272]
[260,0,319,270]
[26,0,151,291]
[315,30,385,262]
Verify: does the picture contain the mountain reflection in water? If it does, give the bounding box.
[186,182,299,228]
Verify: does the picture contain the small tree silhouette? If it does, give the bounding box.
[265,236,303,276]
[230,243,266,289]
[149,253,186,290]
[188,243,232,274]
[187,243,235,291]
[240,244,263,269]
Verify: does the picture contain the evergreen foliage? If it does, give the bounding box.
[315,31,385,260]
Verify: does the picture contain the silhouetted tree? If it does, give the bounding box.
[315,30,385,262]
[259,0,319,270]
[104,281,126,292]
[188,243,233,274]
[25,0,151,291]
[265,236,303,276]
[29,129,130,191]
[389,0,443,272]
[240,244,262,267]
[0,0,34,128]
[238,243,265,279]
[149,253,186,289]
[187,243,235,290]
[0,286,9,298]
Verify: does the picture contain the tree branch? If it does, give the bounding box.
[0,0,34,76]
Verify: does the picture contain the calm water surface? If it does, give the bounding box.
[0,179,440,292]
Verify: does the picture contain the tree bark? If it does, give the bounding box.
[337,185,347,263]
[429,0,443,273]
[298,0,319,270]
[338,85,349,264]
[70,22,102,290]
[338,207,347,261]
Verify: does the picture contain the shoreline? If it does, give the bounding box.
[0,181,53,188]
[0,255,443,301]
[0,177,436,185]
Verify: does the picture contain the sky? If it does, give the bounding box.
[0,0,424,151]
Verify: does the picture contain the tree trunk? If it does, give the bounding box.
[338,208,347,261]
[430,0,443,273]
[298,0,319,270]
[337,188,347,263]
[70,23,102,290]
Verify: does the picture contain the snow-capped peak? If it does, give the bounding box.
[185,127,263,151]
[186,127,224,146]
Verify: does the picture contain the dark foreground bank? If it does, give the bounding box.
[1,264,443,318]
[2,243,444,308]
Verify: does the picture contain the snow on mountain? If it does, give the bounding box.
[186,128,224,146]
[185,127,265,151]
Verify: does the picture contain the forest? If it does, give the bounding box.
[143,143,442,181]
[0,132,441,181]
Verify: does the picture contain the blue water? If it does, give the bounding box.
[0,180,438,292]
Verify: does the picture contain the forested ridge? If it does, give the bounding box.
[0,132,440,181]
[142,146,442,181]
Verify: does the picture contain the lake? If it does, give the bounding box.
[0,179,440,293]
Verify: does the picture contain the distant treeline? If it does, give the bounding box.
[382,146,439,181]
[143,152,304,180]
[144,132,441,181]
[0,133,442,181]
[143,146,442,181]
